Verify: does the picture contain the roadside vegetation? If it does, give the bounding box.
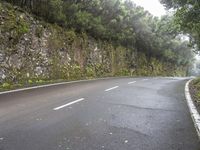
[190,78,200,103]
[190,78,200,113]
[0,0,197,91]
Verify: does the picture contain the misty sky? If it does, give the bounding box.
[132,0,166,17]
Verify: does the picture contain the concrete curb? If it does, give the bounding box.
[0,76,130,95]
[185,79,200,140]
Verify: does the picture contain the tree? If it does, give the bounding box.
[160,0,200,51]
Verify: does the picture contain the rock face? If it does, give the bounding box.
[0,2,186,85]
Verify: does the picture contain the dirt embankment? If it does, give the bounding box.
[189,78,200,113]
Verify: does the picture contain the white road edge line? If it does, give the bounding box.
[53,98,85,111]
[185,79,200,139]
[128,81,136,84]
[105,86,119,92]
[0,77,128,95]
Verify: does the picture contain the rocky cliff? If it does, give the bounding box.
[0,2,186,90]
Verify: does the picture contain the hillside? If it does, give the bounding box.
[0,1,192,90]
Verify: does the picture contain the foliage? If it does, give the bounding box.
[2,83,12,89]
[86,66,96,78]
[68,64,83,80]
[160,0,200,51]
[191,78,200,102]
[0,5,29,46]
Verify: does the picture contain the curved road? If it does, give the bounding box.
[0,77,199,150]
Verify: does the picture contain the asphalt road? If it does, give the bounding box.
[0,77,199,150]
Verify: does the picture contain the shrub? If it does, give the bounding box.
[2,83,12,89]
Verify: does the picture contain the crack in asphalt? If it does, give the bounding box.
[105,102,179,112]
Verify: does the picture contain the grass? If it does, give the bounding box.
[0,74,114,92]
[0,79,70,92]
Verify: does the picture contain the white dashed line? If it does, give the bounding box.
[142,79,148,81]
[128,81,136,84]
[105,86,119,92]
[53,98,85,110]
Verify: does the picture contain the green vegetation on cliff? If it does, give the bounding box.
[0,0,195,90]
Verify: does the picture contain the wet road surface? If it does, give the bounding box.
[0,77,199,150]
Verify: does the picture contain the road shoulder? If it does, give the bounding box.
[185,79,200,139]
